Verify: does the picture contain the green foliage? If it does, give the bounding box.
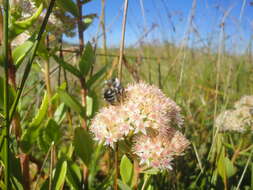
[29,91,49,127]
[66,161,82,189]
[73,127,94,166]
[53,55,82,78]
[0,77,16,113]
[83,14,97,31]
[52,160,68,190]
[118,179,132,190]
[21,91,49,152]
[56,0,79,17]
[12,40,34,68]
[9,4,43,40]
[38,119,61,152]
[79,42,95,76]
[86,95,93,117]
[57,89,85,118]
[53,103,67,124]
[120,155,133,186]
[87,65,107,88]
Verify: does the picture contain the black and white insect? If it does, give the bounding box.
[103,78,124,104]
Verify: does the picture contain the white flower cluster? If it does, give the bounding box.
[215,96,253,132]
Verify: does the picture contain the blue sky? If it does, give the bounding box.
[64,0,253,51]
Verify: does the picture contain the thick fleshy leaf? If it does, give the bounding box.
[217,149,226,183]
[38,119,61,152]
[120,155,133,185]
[118,180,132,190]
[9,4,43,39]
[79,42,94,75]
[9,150,23,189]
[57,89,85,118]
[11,176,24,190]
[83,14,97,31]
[66,161,82,190]
[57,0,79,17]
[29,91,49,127]
[54,103,67,124]
[53,55,82,78]
[52,160,68,190]
[86,95,93,117]
[73,127,94,166]
[223,156,236,178]
[20,91,49,152]
[141,168,159,175]
[86,65,107,88]
[13,41,34,68]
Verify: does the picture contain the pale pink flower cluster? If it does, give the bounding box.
[133,129,189,170]
[90,82,189,170]
[124,83,183,135]
[90,105,132,148]
[215,95,253,132]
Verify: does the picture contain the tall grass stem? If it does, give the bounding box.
[3,0,10,188]
[118,0,129,81]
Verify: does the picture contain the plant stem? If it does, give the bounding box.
[77,0,84,53]
[101,0,107,65]
[158,58,162,89]
[114,143,119,190]
[76,0,87,130]
[49,143,55,190]
[45,35,53,117]
[3,0,10,189]
[132,159,140,190]
[141,174,150,190]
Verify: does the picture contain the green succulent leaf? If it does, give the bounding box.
[57,0,79,17]
[54,103,67,124]
[86,95,93,117]
[118,179,132,190]
[12,40,34,69]
[38,119,61,152]
[83,14,97,31]
[9,4,43,40]
[52,160,68,190]
[79,42,94,76]
[73,127,94,166]
[29,91,49,127]
[66,161,82,190]
[120,155,133,185]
